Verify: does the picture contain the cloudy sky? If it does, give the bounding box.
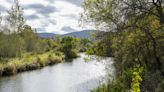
[0,0,92,34]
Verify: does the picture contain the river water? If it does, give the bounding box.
[0,53,114,92]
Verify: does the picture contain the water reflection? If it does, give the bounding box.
[0,53,114,92]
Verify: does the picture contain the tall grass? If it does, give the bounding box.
[0,51,64,76]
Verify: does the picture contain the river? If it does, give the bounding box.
[0,53,114,92]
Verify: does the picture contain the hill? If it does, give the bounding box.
[38,33,56,39]
[38,30,95,39]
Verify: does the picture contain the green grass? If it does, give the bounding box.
[0,51,64,76]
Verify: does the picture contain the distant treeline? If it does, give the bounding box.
[0,0,92,60]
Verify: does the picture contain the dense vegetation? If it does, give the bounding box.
[0,0,64,76]
[60,36,92,58]
[0,0,92,76]
[1,0,163,92]
[0,0,47,59]
[87,32,113,57]
[82,0,164,92]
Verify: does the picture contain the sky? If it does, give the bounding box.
[0,0,93,34]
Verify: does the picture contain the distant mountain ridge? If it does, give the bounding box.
[38,33,56,39]
[38,30,95,39]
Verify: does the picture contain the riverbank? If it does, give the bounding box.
[0,53,111,92]
[0,51,64,76]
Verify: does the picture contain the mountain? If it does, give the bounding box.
[62,30,94,38]
[38,30,95,39]
[38,33,56,39]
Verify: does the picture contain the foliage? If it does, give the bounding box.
[86,32,113,57]
[0,1,47,59]
[20,25,47,53]
[6,0,25,32]
[0,0,60,76]
[79,38,92,52]
[82,0,164,92]
[131,67,143,92]
[60,36,80,59]
[0,32,24,58]
[48,53,62,64]
[45,38,58,51]
[0,52,63,76]
[3,62,17,75]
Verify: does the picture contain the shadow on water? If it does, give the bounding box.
[65,59,74,62]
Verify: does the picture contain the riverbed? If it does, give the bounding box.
[0,53,114,92]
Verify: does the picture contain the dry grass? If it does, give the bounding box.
[0,51,64,76]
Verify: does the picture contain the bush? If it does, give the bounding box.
[53,56,62,63]
[141,71,163,92]
[60,36,79,59]
[48,54,62,65]
[0,64,4,76]
[156,79,164,92]
[14,61,27,72]
[65,50,78,59]
[37,57,46,67]
[55,51,64,57]
[26,61,40,70]
[3,63,17,75]
[91,79,127,92]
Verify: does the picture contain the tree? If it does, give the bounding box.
[79,38,92,52]
[60,36,79,59]
[53,35,62,51]
[6,0,25,32]
[55,35,62,44]
[0,32,24,58]
[83,0,164,91]
[19,25,46,53]
[0,0,26,59]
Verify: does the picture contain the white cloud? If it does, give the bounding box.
[0,0,94,34]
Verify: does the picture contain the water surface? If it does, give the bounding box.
[0,53,114,92]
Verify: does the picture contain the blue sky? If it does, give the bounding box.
[0,0,93,34]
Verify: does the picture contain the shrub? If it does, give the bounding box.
[53,56,62,63]
[0,64,4,76]
[48,54,62,65]
[65,50,78,59]
[26,61,40,70]
[141,71,163,92]
[3,63,17,75]
[55,51,64,57]
[91,79,127,92]
[156,79,164,92]
[13,61,27,72]
[37,57,45,67]
[91,84,108,92]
